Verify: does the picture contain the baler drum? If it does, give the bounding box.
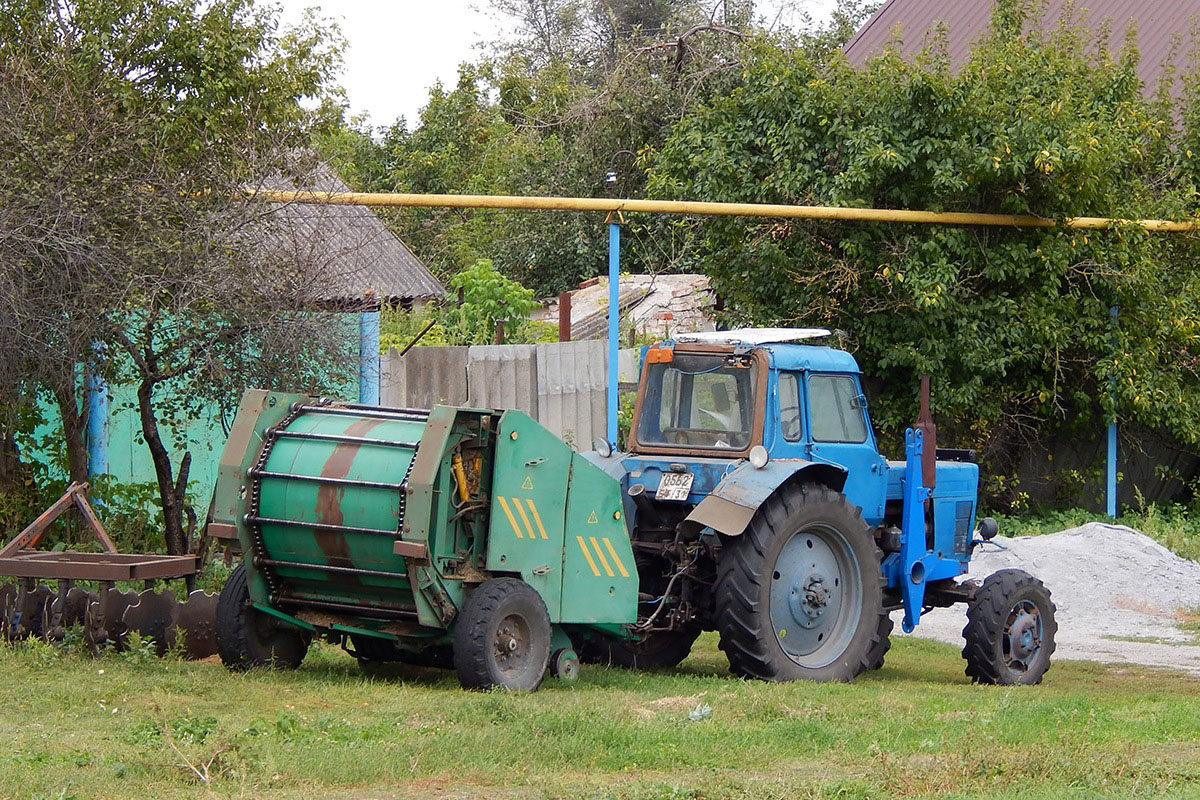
[246,402,430,618]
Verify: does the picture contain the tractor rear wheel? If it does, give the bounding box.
[962,569,1056,685]
[215,564,310,671]
[715,484,886,682]
[453,578,552,691]
[578,628,700,669]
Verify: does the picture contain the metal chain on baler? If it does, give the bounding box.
[246,400,309,603]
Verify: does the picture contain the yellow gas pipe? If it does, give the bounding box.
[254,190,1200,232]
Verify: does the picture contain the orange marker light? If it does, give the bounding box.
[645,348,674,364]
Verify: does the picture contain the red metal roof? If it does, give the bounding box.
[844,0,1200,96]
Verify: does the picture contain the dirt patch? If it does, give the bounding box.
[905,522,1200,674]
[631,692,708,718]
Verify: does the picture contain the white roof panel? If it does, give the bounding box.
[673,328,832,345]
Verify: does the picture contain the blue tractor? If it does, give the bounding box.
[583,328,1056,685]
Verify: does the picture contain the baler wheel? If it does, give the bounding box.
[715,483,887,683]
[453,578,551,691]
[215,564,310,671]
[962,569,1056,685]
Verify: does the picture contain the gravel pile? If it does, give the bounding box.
[903,522,1200,674]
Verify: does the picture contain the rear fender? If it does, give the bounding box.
[683,460,847,537]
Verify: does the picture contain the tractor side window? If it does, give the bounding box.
[808,374,868,443]
[779,373,802,442]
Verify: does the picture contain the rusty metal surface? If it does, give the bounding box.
[0,551,199,581]
[122,589,181,655]
[85,588,138,653]
[177,591,219,659]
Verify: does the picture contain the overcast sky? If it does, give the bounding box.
[274,0,841,128]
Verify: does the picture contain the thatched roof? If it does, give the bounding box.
[261,164,444,307]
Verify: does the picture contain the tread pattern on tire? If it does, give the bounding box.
[714,483,887,682]
[962,568,1057,685]
[453,578,551,691]
[215,564,307,671]
[866,613,894,670]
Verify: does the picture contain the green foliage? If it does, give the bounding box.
[320,1,874,296]
[649,1,1200,506]
[379,260,550,348]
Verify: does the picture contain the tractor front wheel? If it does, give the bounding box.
[962,569,1056,685]
[215,564,310,670]
[453,578,552,691]
[715,483,887,682]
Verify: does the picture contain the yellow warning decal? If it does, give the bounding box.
[511,497,538,540]
[587,510,599,524]
[497,496,523,538]
[576,536,601,576]
[590,536,616,577]
[526,499,549,539]
[521,476,534,490]
[602,537,630,578]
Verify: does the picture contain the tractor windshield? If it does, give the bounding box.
[636,353,758,451]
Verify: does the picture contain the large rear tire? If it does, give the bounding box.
[453,578,551,691]
[962,569,1056,685]
[715,484,886,682]
[216,564,309,671]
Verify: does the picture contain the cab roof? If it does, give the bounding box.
[670,328,861,374]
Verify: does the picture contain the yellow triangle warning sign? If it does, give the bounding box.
[521,476,534,490]
[587,510,599,524]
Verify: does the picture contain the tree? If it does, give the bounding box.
[0,0,354,553]
[649,1,1200,504]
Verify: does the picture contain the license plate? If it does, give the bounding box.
[656,471,694,501]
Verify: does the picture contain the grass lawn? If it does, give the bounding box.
[2,633,1199,800]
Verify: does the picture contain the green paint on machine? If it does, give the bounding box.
[209,390,639,690]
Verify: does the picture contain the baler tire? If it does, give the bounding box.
[578,628,700,669]
[453,578,551,691]
[215,564,309,671]
[714,483,886,683]
[962,569,1056,685]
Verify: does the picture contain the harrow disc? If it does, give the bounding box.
[16,583,56,640]
[122,590,181,655]
[84,588,138,654]
[0,583,17,641]
[176,591,219,659]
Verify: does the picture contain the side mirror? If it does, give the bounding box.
[976,517,998,541]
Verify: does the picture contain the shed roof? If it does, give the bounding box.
[260,164,445,306]
[844,0,1200,97]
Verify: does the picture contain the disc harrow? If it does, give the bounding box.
[0,483,220,659]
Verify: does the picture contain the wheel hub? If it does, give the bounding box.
[493,614,531,673]
[1003,600,1042,673]
[770,526,861,664]
[788,574,830,628]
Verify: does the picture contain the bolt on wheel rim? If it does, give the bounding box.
[1002,599,1042,675]
[769,524,862,667]
[493,613,533,676]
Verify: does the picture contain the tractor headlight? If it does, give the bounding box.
[593,437,613,458]
[749,445,769,469]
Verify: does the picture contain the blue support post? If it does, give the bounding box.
[1107,305,1118,518]
[359,309,381,405]
[607,218,621,446]
[85,354,109,477]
